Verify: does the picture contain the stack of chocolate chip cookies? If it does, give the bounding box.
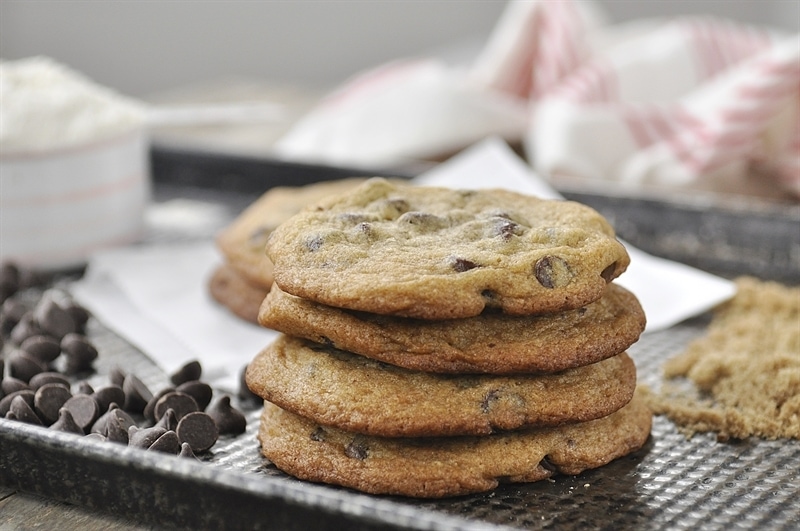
[246,178,651,498]
[210,178,367,323]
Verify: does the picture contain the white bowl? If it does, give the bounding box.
[0,129,150,270]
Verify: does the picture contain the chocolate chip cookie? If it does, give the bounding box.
[257,393,652,498]
[246,335,637,437]
[258,283,645,373]
[208,264,269,324]
[216,178,368,289]
[266,178,630,319]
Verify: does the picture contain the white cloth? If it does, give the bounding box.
[71,139,735,391]
[274,58,528,167]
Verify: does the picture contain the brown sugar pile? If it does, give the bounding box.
[644,276,799,440]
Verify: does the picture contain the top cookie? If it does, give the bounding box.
[216,178,368,289]
[266,178,630,319]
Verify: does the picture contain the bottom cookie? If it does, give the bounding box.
[258,394,652,498]
[208,263,270,324]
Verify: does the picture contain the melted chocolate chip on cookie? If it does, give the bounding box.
[534,256,572,289]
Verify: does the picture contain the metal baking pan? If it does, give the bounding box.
[2,145,798,530]
[150,145,800,283]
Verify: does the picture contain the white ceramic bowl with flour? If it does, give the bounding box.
[1,57,150,270]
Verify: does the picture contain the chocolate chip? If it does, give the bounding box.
[64,302,91,333]
[10,394,42,425]
[108,367,127,388]
[50,408,84,435]
[34,383,72,425]
[149,430,181,454]
[76,381,94,396]
[176,411,218,453]
[9,313,43,346]
[480,290,499,310]
[238,364,260,404]
[7,349,48,382]
[83,432,107,443]
[383,198,410,217]
[176,380,213,411]
[0,389,34,417]
[344,437,369,460]
[207,395,246,435]
[2,377,30,395]
[34,298,75,340]
[90,403,121,436]
[61,333,98,374]
[170,360,202,386]
[122,374,154,414]
[449,257,480,273]
[534,256,571,289]
[91,385,125,415]
[601,262,618,283]
[305,235,324,252]
[128,425,167,449]
[0,262,20,303]
[106,408,136,444]
[1,298,27,336]
[144,387,174,422]
[397,211,447,229]
[492,219,523,240]
[155,408,179,432]
[28,371,70,391]
[310,427,326,442]
[154,391,199,421]
[539,456,557,473]
[480,389,501,414]
[20,335,62,364]
[179,442,198,459]
[62,393,100,432]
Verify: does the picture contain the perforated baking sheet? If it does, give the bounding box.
[1,157,798,530]
[3,310,797,530]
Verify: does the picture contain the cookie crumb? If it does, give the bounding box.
[644,277,799,440]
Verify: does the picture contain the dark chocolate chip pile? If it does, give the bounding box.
[0,261,248,458]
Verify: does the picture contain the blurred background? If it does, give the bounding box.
[2,1,798,99]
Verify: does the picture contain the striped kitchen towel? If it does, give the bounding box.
[473,0,800,196]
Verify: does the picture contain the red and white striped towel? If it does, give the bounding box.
[275,0,799,197]
[473,0,800,196]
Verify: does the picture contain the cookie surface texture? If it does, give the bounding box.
[257,394,652,498]
[258,283,645,373]
[208,264,269,324]
[266,178,630,319]
[217,178,367,289]
[246,335,637,437]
